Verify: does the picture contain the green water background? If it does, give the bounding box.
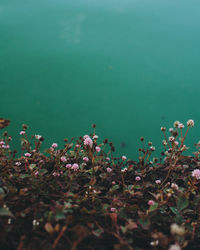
[1,0,200,159]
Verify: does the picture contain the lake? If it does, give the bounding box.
[1,0,199,159]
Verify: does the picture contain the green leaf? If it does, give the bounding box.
[177,196,189,211]
[20,174,30,179]
[39,169,48,175]
[149,202,158,211]
[0,188,6,199]
[110,185,120,192]
[170,206,178,214]
[55,211,66,221]
[0,208,14,217]
[138,218,150,230]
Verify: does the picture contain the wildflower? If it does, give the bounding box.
[160,127,166,131]
[32,220,39,226]
[169,128,173,132]
[35,134,42,140]
[162,140,167,146]
[174,141,179,146]
[96,146,101,152]
[51,143,58,148]
[112,181,116,185]
[24,152,31,157]
[5,145,10,149]
[34,171,39,176]
[180,145,187,151]
[148,200,155,206]
[84,136,93,147]
[71,163,79,171]
[173,121,180,128]
[76,144,81,148]
[171,183,179,190]
[83,135,89,139]
[121,168,127,173]
[0,141,5,145]
[187,119,194,127]
[170,223,185,236]
[168,244,181,250]
[20,131,25,135]
[150,240,159,246]
[65,164,72,169]
[169,136,175,142]
[150,146,155,151]
[107,167,112,173]
[135,176,141,181]
[60,156,67,162]
[122,155,127,161]
[83,157,89,162]
[15,162,21,166]
[192,169,200,180]
[52,172,60,177]
[106,157,110,161]
[155,180,161,184]
[93,135,99,140]
[110,207,116,212]
[178,123,184,129]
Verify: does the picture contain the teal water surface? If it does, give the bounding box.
[1,0,200,159]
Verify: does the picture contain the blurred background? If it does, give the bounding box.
[0,0,199,159]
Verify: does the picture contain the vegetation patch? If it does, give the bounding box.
[0,120,200,250]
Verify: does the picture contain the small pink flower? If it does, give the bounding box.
[83,157,89,162]
[51,143,58,148]
[71,163,79,171]
[135,176,141,181]
[65,164,72,169]
[15,162,21,166]
[110,207,116,212]
[5,145,10,149]
[122,155,127,161]
[192,169,200,180]
[169,128,173,132]
[169,136,175,142]
[52,172,60,177]
[174,141,179,146]
[84,137,93,147]
[20,131,25,135]
[24,152,31,157]
[76,144,81,148]
[155,180,161,184]
[96,146,101,152]
[39,160,44,164]
[178,123,184,129]
[106,157,110,161]
[60,156,67,162]
[34,171,39,176]
[0,141,5,145]
[107,167,112,173]
[112,181,116,185]
[83,135,89,139]
[148,200,155,206]
[171,183,179,190]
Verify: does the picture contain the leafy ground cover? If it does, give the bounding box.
[0,120,200,250]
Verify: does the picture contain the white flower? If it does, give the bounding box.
[170,223,185,236]
[35,134,42,140]
[187,119,194,127]
[168,244,181,250]
[173,121,180,128]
